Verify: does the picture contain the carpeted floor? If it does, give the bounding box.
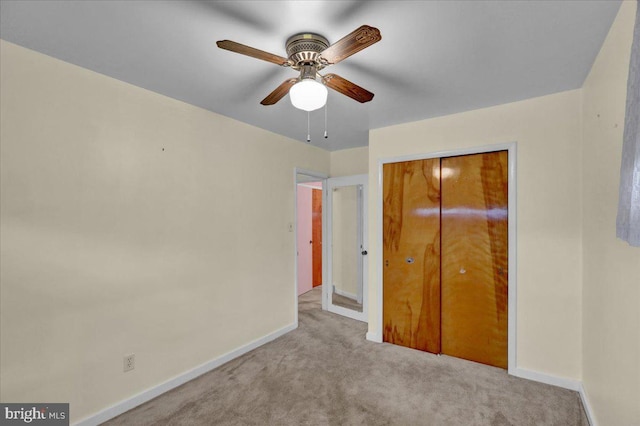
[331,291,363,312]
[105,287,587,425]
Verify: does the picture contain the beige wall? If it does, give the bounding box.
[330,146,369,177]
[581,2,640,425]
[0,41,329,423]
[369,89,584,380]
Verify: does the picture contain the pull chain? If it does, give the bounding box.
[324,101,328,139]
[307,111,311,143]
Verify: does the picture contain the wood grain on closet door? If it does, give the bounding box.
[312,188,323,287]
[383,159,441,353]
[441,151,508,368]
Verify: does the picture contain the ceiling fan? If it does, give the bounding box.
[216,25,381,111]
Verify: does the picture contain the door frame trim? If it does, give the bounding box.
[373,142,517,374]
[294,168,328,328]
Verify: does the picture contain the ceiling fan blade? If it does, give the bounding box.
[217,40,290,66]
[261,78,298,105]
[319,25,381,65]
[323,74,374,103]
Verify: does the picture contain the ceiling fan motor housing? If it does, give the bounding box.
[286,33,329,70]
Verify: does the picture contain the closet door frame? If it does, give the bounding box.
[374,142,517,374]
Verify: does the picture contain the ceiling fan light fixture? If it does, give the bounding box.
[218,25,381,113]
[290,79,328,112]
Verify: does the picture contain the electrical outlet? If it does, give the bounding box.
[123,354,135,372]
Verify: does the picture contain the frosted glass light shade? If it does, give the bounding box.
[289,80,328,111]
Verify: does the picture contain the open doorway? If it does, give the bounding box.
[296,180,322,296]
[295,169,327,324]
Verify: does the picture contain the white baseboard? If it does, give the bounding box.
[511,368,597,424]
[578,383,597,426]
[333,286,357,300]
[511,367,581,391]
[74,323,297,426]
[366,331,382,343]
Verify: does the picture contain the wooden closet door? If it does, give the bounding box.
[383,159,441,353]
[312,188,322,287]
[441,151,508,368]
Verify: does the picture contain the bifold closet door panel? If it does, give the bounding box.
[441,151,508,369]
[383,159,441,353]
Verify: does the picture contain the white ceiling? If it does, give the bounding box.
[0,0,621,151]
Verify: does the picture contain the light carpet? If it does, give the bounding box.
[105,287,587,425]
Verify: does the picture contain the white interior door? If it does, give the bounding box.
[323,174,368,322]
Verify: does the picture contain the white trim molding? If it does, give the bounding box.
[511,368,595,425]
[366,331,382,343]
[74,323,296,426]
[333,287,358,300]
[578,383,597,426]
[511,367,581,391]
